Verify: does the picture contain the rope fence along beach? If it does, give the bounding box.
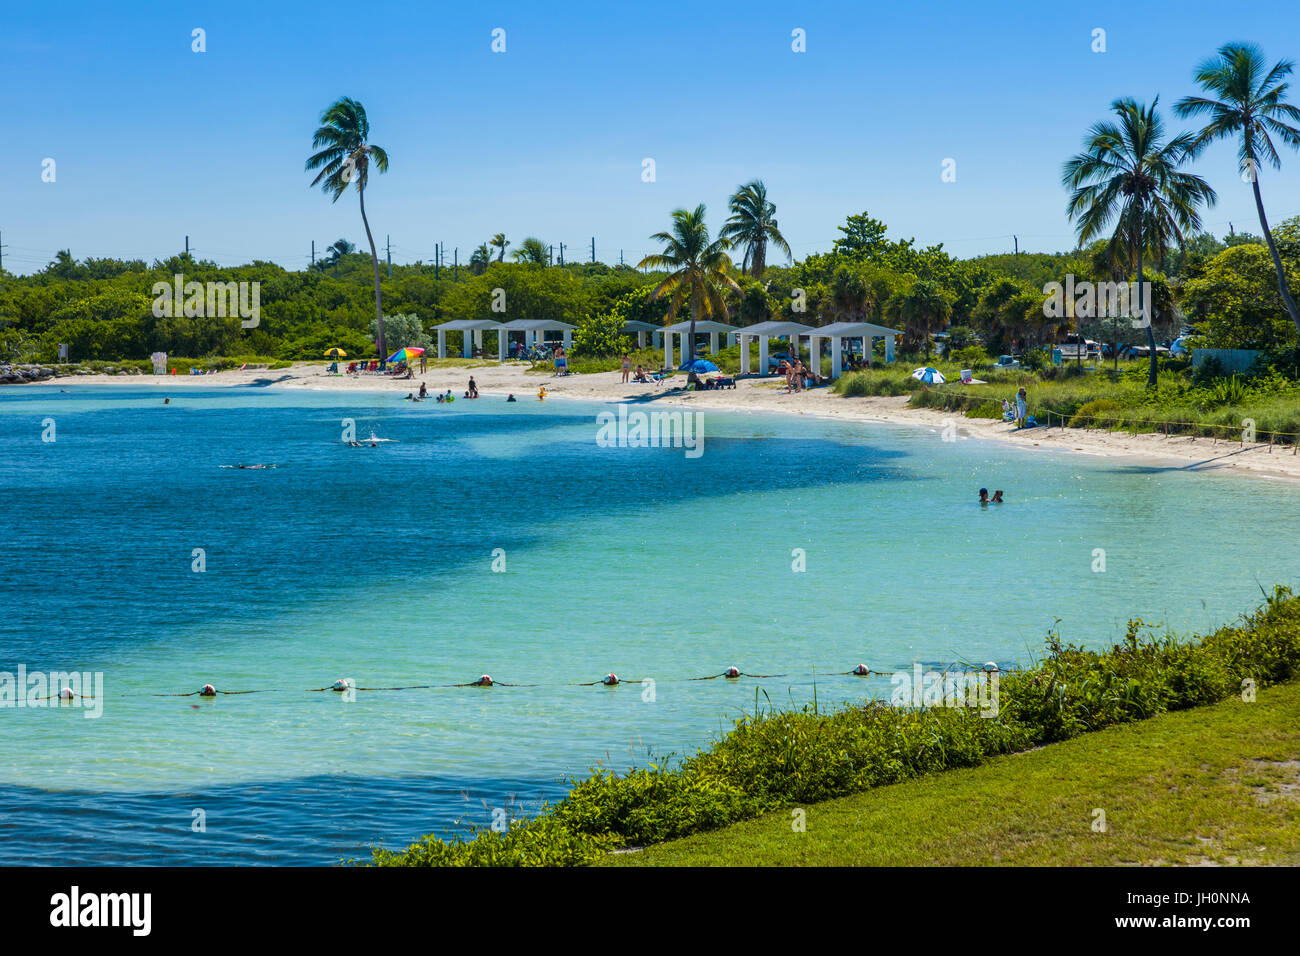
[35,664,1009,701]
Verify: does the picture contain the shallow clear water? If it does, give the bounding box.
[1,384,1296,864]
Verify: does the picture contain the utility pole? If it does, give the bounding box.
[386,234,392,277]
[435,243,441,279]
[311,240,315,267]
[558,242,565,266]
[454,247,458,280]
[548,244,553,266]
[619,250,624,267]
[591,237,595,263]
[185,235,190,257]
[1229,222,1235,236]
[1013,235,1018,255]
[0,231,6,275]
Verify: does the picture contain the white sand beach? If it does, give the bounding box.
[28,361,1300,483]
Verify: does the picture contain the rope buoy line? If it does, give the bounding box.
[102,663,1002,699]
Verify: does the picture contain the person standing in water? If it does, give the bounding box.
[468,377,478,398]
[992,490,1004,503]
[978,488,989,506]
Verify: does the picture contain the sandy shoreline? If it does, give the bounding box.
[22,361,1300,483]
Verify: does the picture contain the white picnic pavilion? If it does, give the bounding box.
[494,318,576,359]
[736,320,815,375]
[435,319,504,359]
[807,321,901,378]
[622,320,662,350]
[661,319,738,368]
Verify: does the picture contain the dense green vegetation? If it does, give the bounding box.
[5,210,1296,372]
[365,588,1300,866]
[614,677,1300,866]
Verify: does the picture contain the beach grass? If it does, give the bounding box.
[607,678,1300,866]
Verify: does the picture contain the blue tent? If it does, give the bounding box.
[679,358,719,373]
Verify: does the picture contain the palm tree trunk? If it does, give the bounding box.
[1137,247,1157,388]
[1251,176,1300,337]
[752,241,766,280]
[687,286,700,364]
[358,186,385,360]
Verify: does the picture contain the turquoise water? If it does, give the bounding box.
[1,384,1296,865]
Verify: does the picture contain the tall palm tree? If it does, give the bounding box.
[1063,97,1216,387]
[1175,43,1300,338]
[637,205,740,363]
[491,233,509,262]
[305,97,391,359]
[720,180,791,278]
[510,237,549,265]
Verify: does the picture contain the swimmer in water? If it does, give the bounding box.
[992,490,1004,503]
[506,393,517,402]
[436,393,445,403]
[978,487,989,505]
[164,398,170,404]
[537,386,547,401]
[418,382,427,399]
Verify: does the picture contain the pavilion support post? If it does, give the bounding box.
[759,337,769,376]
[885,335,895,363]
[563,330,572,352]
[810,336,821,377]
[497,331,506,362]
[664,332,674,370]
[709,332,719,355]
[437,329,446,359]
[739,335,750,375]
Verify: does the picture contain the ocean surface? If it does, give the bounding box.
[1,383,1296,865]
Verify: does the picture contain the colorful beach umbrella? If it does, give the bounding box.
[324,348,347,357]
[387,347,426,363]
[911,367,946,385]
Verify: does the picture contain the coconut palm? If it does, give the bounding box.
[305,97,391,358]
[1063,97,1216,387]
[491,233,509,262]
[511,237,549,265]
[720,180,791,278]
[1175,43,1300,337]
[637,205,740,363]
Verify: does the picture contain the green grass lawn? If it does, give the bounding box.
[608,680,1300,866]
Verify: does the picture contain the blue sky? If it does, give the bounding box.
[2,0,1299,275]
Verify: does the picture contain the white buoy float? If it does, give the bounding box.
[852,664,870,676]
[199,684,217,697]
[601,673,619,686]
[331,678,353,692]
[983,661,1000,673]
[58,687,75,700]
[472,675,493,687]
[724,666,741,678]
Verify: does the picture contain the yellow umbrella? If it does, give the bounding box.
[325,348,347,357]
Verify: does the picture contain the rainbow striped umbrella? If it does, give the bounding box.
[387,347,426,363]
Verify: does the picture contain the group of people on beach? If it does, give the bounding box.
[778,357,819,393]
